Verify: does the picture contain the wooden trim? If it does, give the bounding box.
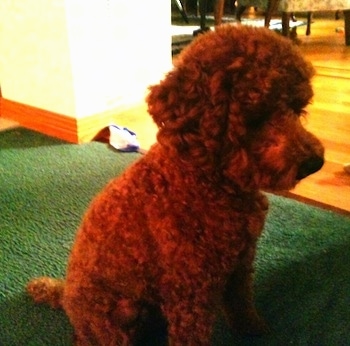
[0,97,78,143]
[0,97,135,144]
[344,9,350,46]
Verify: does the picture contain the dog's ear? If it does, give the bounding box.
[147,65,242,171]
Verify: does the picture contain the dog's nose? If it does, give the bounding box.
[297,156,324,180]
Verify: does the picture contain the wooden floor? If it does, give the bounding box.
[281,15,350,215]
[1,14,350,215]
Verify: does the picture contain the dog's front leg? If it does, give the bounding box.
[162,295,216,345]
[222,243,269,336]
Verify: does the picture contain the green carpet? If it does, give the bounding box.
[1,128,349,345]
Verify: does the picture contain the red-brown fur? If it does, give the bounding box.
[27,25,324,345]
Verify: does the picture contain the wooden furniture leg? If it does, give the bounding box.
[235,5,246,22]
[199,0,208,30]
[306,12,312,35]
[281,11,290,36]
[335,10,340,20]
[265,0,280,28]
[174,0,189,23]
[283,10,349,45]
[214,0,225,26]
[193,0,225,35]
[193,0,210,35]
[344,10,350,45]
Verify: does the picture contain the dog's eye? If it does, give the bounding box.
[246,114,268,129]
[296,109,308,118]
[291,108,302,116]
[298,110,309,125]
[289,97,311,115]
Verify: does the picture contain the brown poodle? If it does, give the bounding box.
[27,25,324,345]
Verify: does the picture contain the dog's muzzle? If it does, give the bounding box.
[297,156,324,180]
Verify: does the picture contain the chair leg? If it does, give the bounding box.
[193,0,210,36]
[335,10,340,20]
[199,0,208,30]
[230,0,237,14]
[174,0,189,23]
[214,0,225,26]
[281,11,290,37]
[306,11,312,35]
[265,0,280,28]
[235,5,246,22]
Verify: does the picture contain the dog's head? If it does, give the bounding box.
[147,25,324,191]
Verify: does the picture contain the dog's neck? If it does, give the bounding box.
[146,144,261,197]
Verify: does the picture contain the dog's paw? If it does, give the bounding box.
[227,309,270,336]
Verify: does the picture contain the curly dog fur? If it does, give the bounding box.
[27,25,324,345]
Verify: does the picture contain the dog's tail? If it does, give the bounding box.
[26,277,65,309]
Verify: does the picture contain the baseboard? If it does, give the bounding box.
[0,97,135,144]
[1,97,78,143]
